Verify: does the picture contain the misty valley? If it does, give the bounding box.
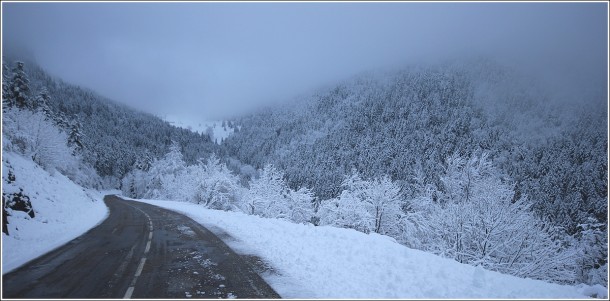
[2,56,606,298]
[1,2,608,299]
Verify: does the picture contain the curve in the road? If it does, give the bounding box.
[2,195,280,299]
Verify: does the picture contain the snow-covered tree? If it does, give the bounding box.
[287,187,315,224]
[9,61,31,109]
[125,151,243,209]
[319,171,403,235]
[122,158,155,199]
[398,165,440,249]
[2,108,76,172]
[121,169,145,198]
[367,175,403,235]
[320,171,372,232]
[31,87,51,113]
[2,59,10,111]
[319,195,372,233]
[574,218,608,285]
[242,164,290,217]
[427,153,577,283]
[145,141,186,199]
[67,118,84,154]
[194,154,242,211]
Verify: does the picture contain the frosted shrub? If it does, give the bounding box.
[242,164,315,223]
[288,187,315,224]
[319,196,372,233]
[195,154,242,211]
[318,171,403,236]
[242,164,291,217]
[398,195,436,250]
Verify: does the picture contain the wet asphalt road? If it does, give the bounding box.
[2,195,280,299]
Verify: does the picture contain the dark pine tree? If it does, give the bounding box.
[10,61,31,109]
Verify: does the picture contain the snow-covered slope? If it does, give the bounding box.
[131,198,606,299]
[163,115,235,144]
[2,152,111,274]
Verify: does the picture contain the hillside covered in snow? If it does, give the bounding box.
[2,151,110,274]
[132,198,607,299]
[219,59,607,287]
[2,56,607,298]
[163,115,238,145]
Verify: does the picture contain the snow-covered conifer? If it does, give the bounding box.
[10,62,31,109]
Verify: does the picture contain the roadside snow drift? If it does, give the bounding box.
[132,198,603,299]
[2,152,110,274]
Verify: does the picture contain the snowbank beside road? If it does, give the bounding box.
[2,152,112,274]
[133,198,603,299]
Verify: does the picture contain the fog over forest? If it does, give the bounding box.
[3,2,606,119]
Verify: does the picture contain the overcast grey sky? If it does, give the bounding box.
[2,2,607,120]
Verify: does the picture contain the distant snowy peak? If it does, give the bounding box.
[163,115,237,145]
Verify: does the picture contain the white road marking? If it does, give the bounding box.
[135,258,146,277]
[123,286,135,299]
[144,241,151,254]
[121,202,155,299]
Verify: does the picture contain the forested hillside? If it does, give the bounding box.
[223,59,606,230]
[3,57,218,187]
[221,58,607,285]
[3,56,606,287]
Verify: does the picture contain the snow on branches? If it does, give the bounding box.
[318,170,403,236]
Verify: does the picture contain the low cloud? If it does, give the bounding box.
[2,2,606,119]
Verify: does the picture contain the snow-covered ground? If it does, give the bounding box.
[1,152,113,274]
[131,198,607,299]
[163,114,235,144]
[1,149,605,298]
